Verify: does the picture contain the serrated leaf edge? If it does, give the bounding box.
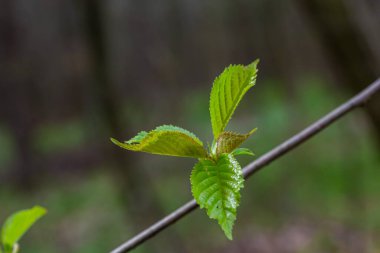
[190,154,244,239]
[111,125,208,158]
[209,60,259,139]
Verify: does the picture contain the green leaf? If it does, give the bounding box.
[111,125,208,158]
[191,154,244,239]
[1,206,47,252]
[232,148,254,156]
[215,128,257,155]
[209,60,259,139]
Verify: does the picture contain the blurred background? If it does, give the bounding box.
[1,0,380,252]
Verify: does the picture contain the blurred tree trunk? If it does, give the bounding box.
[0,0,39,190]
[296,0,380,147]
[295,1,378,250]
[82,1,188,251]
[82,0,154,219]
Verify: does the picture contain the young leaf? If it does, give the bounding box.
[209,60,259,139]
[1,206,46,253]
[111,125,208,158]
[191,154,244,239]
[215,128,257,155]
[231,148,254,156]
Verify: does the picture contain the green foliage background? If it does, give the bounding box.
[1,0,380,251]
[1,76,379,252]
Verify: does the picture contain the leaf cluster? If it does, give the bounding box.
[112,59,259,239]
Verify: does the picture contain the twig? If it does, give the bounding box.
[110,78,380,253]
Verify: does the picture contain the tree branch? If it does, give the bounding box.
[111,78,380,253]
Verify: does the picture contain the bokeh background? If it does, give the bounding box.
[1,0,380,252]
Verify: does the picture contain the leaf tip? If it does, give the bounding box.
[220,219,234,240]
[110,137,120,145]
[249,58,260,67]
[32,205,47,216]
[249,128,258,135]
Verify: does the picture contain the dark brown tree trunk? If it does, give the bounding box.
[296,0,380,147]
[0,0,40,190]
[81,1,188,251]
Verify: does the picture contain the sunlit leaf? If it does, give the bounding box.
[191,154,244,239]
[209,60,259,139]
[1,206,47,253]
[109,59,260,241]
[111,125,208,158]
[215,128,257,155]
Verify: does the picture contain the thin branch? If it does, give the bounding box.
[111,78,380,253]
